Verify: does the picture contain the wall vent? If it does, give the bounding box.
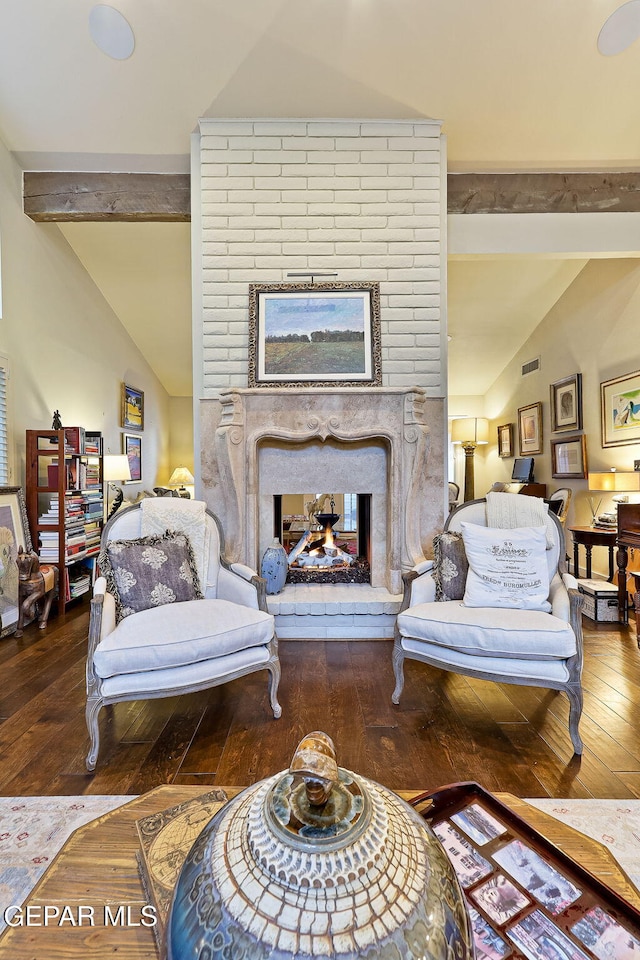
[521,357,541,376]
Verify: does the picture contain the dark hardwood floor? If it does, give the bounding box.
[1,602,640,799]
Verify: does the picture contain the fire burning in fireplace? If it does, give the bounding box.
[277,493,371,584]
[289,508,355,572]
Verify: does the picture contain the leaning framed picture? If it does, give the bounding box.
[248,281,382,387]
[550,373,582,432]
[121,383,144,431]
[551,434,588,479]
[122,433,142,483]
[0,486,32,637]
[517,402,543,455]
[601,369,640,448]
[497,423,514,458]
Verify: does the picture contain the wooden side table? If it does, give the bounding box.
[569,525,617,582]
[1,785,639,958]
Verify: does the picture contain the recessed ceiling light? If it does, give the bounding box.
[598,0,640,56]
[89,4,135,60]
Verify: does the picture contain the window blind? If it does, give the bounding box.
[0,361,9,485]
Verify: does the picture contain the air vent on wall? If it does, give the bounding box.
[521,357,541,377]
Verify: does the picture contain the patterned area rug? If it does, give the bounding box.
[0,795,132,932]
[526,799,640,889]
[1,796,640,934]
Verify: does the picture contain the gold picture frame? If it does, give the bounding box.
[248,282,382,388]
[518,402,543,456]
[497,423,514,458]
[121,383,144,431]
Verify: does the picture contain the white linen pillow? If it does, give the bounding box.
[460,522,551,612]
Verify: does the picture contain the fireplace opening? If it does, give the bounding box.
[273,493,371,584]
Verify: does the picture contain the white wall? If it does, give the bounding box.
[0,137,171,491]
[194,118,446,396]
[481,257,640,573]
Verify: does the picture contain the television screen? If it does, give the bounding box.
[511,457,534,482]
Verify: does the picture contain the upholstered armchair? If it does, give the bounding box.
[85,500,281,771]
[393,497,585,754]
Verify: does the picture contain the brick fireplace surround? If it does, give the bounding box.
[193,118,447,637]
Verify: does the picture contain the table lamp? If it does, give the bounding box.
[168,466,195,498]
[103,454,132,520]
[451,417,489,502]
[588,469,640,500]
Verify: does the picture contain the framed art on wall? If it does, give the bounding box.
[122,434,142,483]
[497,423,514,458]
[550,434,588,479]
[517,402,543,455]
[550,373,582,433]
[248,281,382,388]
[121,383,144,431]
[0,486,32,637]
[601,369,640,447]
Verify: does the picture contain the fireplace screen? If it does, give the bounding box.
[275,494,371,584]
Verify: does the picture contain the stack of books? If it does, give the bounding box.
[67,567,92,600]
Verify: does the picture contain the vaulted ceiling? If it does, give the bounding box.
[3,2,639,397]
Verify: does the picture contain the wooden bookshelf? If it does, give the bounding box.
[25,428,104,615]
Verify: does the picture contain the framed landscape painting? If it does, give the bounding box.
[248,282,382,387]
[121,383,144,431]
[0,486,32,637]
[601,369,640,447]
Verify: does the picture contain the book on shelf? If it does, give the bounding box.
[84,431,102,456]
[64,426,85,454]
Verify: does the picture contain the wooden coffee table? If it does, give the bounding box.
[0,785,638,958]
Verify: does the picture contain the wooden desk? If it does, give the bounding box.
[569,525,617,581]
[0,785,638,958]
[616,502,640,629]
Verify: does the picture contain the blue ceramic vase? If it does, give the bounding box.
[261,538,288,594]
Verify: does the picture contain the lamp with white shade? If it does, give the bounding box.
[168,466,195,498]
[451,417,489,502]
[103,454,132,520]
[587,468,640,525]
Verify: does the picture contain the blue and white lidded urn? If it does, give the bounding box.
[166,731,474,960]
[261,538,288,594]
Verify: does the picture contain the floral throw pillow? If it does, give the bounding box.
[99,530,203,622]
[433,531,469,601]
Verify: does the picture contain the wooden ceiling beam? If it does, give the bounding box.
[23,171,190,222]
[448,171,640,214]
[22,170,640,221]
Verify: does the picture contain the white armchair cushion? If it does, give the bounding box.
[100,645,271,698]
[93,598,274,678]
[400,637,572,683]
[460,523,551,612]
[397,601,576,660]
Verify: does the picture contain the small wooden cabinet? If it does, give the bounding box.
[616,502,640,631]
[518,482,547,498]
[25,428,104,614]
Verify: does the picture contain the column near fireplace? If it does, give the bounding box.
[192,118,448,606]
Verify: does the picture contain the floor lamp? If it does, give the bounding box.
[451,418,489,502]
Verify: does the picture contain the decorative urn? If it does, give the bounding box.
[261,537,288,594]
[166,732,474,960]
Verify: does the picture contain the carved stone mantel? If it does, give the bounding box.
[200,387,445,595]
